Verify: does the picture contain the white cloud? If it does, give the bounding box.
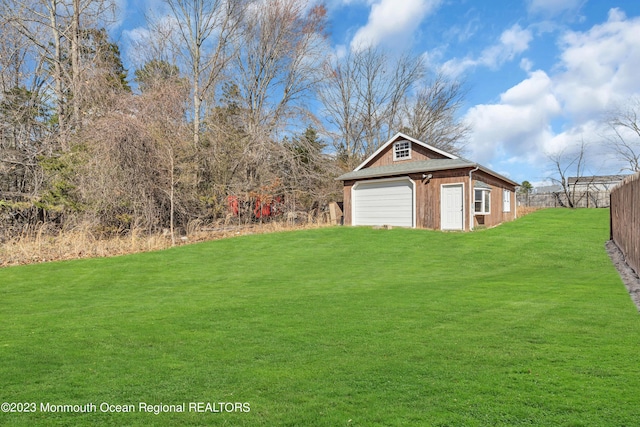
[440,57,475,78]
[554,8,640,120]
[501,70,558,107]
[451,16,481,43]
[465,70,561,167]
[122,27,151,65]
[333,44,349,60]
[464,8,640,181]
[350,0,441,50]
[122,10,181,69]
[498,24,533,57]
[527,0,582,17]
[520,58,533,72]
[441,24,533,76]
[478,24,533,68]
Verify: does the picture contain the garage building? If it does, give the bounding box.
[337,133,519,231]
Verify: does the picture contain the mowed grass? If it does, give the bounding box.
[1,208,640,426]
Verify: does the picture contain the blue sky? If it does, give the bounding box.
[115,0,640,185]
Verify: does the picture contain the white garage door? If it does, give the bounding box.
[353,178,414,227]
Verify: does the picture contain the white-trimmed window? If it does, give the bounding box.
[474,188,491,215]
[393,141,411,161]
[503,189,511,212]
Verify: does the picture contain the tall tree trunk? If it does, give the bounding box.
[47,0,66,148]
[193,59,201,146]
[169,152,176,246]
[71,0,81,130]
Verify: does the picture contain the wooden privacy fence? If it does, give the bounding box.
[610,173,640,275]
[523,191,611,208]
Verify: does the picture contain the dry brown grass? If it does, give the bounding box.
[517,205,541,218]
[1,208,542,268]
[0,217,333,268]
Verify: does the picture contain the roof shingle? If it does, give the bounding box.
[337,159,475,181]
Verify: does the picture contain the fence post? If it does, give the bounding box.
[609,193,613,241]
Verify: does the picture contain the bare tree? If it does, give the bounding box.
[318,46,424,169]
[316,52,362,169]
[161,0,244,146]
[75,28,131,116]
[77,78,192,238]
[400,73,469,156]
[548,140,592,208]
[278,126,341,213]
[3,0,68,145]
[0,13,49,192]
[231,0,328,137]
[606,97,640,173]
[199,0,330,202]
[140,80,193,244]
[2,0,117,146]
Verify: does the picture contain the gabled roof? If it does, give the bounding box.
[339,132,519,186]
[354,132,458,172]
[337,159,474,181]
[337,158,519,186]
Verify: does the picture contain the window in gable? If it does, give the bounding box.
[393,141,411,161]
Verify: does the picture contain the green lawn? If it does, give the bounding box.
[1,208,639,426]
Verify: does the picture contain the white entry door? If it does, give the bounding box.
[441,184,464,230]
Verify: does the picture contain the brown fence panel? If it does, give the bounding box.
[611,173,640,275]
[524,191,612,208]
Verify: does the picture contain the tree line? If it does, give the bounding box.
[0,0,468,240]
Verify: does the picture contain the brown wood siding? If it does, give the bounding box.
[343,181,354,226]
[472,171,517,228]
[414,170,470,230]
[365,140,451,168]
